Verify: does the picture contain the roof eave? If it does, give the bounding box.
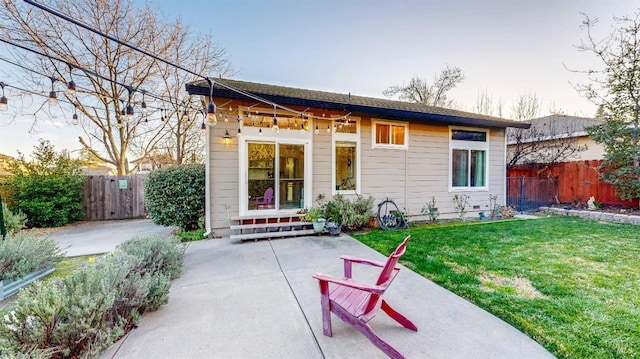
[185,83,531,129]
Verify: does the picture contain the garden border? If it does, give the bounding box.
[540,207,640,225]
[0,267,55,301]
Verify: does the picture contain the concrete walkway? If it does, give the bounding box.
[50,219,175,257]
[102,235,554,359]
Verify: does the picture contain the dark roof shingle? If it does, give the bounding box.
[186,78,530,129]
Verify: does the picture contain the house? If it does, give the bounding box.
[505,115,635,208]
[507,114,604,167]
[185,78,529,236]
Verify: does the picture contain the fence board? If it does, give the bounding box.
[507,160,637,206]
[81,175,147,220]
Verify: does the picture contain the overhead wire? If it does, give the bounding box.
[0,36,203,115]
[21,0,354,123]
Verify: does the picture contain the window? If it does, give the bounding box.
[372,120,408,149]
[450,128,488,190]
[332,117,360,193]
[335,141,357,190]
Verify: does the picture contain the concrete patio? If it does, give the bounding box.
[102,234,554,359]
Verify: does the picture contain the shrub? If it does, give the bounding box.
[0,234,184,358]
[0,233,62,281]
[117,235,185,280]
[321,194,374,231]
[176,228,208,242]
[421,196,439,223]
[2,202,27,235]
[1,139,84,227]
[144,163,205,231]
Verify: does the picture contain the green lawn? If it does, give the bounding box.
[353,216,640,359]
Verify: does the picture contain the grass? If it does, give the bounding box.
[353,216,640,359]
[49,254,96,280]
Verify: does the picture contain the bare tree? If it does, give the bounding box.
[0,0,231,174]
[383,66,464,107]
[474,89,504,117]
[506,93,590,168]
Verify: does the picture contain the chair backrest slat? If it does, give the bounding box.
[363,235,410,315]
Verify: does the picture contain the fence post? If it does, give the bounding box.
[519,176,525,213]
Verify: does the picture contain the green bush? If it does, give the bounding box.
[0,233,62,281]
[175,228,208,242]
[2,202,27,235]
[118,235,185,280]
[321,194,375,231]
[144,163,205,231]
[0,234,184,358]
[1,139,84,227]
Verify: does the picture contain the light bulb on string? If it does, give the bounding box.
[259,128,263,136]
[141,93,147,115]
[206,78,217,126]
[271,104,279,133]
[207,101,217,125]
[201,121,206,133]
[326,123,331,133]
[48,77,57,103]
[126,104,134,120]
[0,82,7,111]
[67,65,76,95]
[315,124,319,135]
[72,102,78,125]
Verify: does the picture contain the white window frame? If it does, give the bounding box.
[371,119,409,150]
[449,126,489,192]
[332,117,361,195]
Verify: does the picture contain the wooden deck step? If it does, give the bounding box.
[231,229,317,242]
[231,213,305,221]
[230,222,312,231]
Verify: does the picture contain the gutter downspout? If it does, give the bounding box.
[203,123,212,237]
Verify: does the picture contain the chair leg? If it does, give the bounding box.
[318,281,332,337]
[381,300,418,331]
[355,321,406,359]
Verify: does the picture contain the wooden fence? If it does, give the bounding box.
[81,175,147,220]
[507,160,637,206]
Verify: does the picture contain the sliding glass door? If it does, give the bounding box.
[246,142,306,211]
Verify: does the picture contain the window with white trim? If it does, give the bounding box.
[450,128,488,189]
[332,117,360,194]
[372,120,408,149]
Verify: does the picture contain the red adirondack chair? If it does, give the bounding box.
[312,235,417,359]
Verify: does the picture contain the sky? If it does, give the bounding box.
[1,0,638,157]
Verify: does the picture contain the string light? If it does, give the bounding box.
[72,102,78,125]
[67,64,76,95]
[200,120,206,132]
[315,124,319,135]
[48,77,57,103]
[126,104,134,120]
[206,77,217,125]
[272,104,279,133]
[0,82,7,111]
[10,1,361,133]
[141,92,147,115]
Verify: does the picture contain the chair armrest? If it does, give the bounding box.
[312,273,386,295]
[340,255,386,268]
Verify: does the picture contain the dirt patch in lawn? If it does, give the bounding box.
[478,273,547,299]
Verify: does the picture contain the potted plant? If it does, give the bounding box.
[304,206,326,232]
